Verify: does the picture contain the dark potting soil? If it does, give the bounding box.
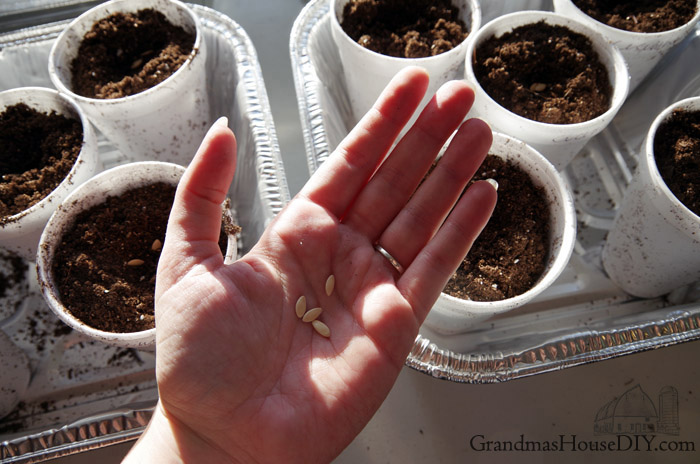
[340,0,469,58]
[71,9,195,99]
[443,155,550,302]
[473,21,613,124]
[653,108,700,216]
[572,0,697,33]
[53,183,238,333]
[0,103,82,220]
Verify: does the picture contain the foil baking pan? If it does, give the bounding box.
[0,4,289,462]
[290,0,700,383]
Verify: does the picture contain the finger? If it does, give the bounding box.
[398,180,497,321]
[343,80,475,240]
[376,118,492,269]
[299,66,429,219]
[159,117,237,284]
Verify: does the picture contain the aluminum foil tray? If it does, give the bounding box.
[0,5,290,462]
[290,0,700,383]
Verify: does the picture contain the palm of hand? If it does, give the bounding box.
[156,195,416,462]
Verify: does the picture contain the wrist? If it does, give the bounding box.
[122,402,238,464]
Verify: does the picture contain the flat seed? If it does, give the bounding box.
[295,296,306,319]
[130,58,143,70]
[151,239,162,251]
[530,82,547,92]
[127,259,144,266]
[325,274,335,296]
[312,320,330,338]
[302,307,323,323]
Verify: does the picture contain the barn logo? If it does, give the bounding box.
[594,384,680,436]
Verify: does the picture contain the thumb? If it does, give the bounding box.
[158,117,237,290]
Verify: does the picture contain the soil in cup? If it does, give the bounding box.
[443,154,550,301]
[473,21,613,124]
[52,182,239,333]
[572,0,697,33]
[340,0,469,58]
[71,9,195,99]
[0,103,82,221]
[653,108,700,216]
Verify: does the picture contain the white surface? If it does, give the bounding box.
[0,331,30,420]
[53,341,700,463]
[50,1,700,462]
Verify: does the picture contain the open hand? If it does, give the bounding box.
[124,66,496,464]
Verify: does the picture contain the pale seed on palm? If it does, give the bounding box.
[295,296,306,319]
[312,320,330,338]
[302,307,323,323]
[325,274,335,296]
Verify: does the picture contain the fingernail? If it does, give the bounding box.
[212,116,228,129]
[485,178,499,191]
[456,78,474,90]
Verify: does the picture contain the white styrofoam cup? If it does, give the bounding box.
[553,0,700,92]
[330,0,481,125]
[37,161,238,349]
[48,0,210,165]
[464,11,629,170]
[602,97,700,298]
[0,87,100,261]
[424,132,577,335]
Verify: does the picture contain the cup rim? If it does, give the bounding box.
[0,86,96,225]
[465,10,630,132]
[645,95,700,223]
[330,0,482,64]
[48,0,203,105]
[436,131,577,313]
[555,0,700,38]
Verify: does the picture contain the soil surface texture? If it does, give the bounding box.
[341,0,469,58]
[654,108,700,216]
[71,8,195,99]
[443,155,551,302]
[0,103,82,220]
[52,183,236,333]
[473,21,613,124]
[572,0,697,33]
